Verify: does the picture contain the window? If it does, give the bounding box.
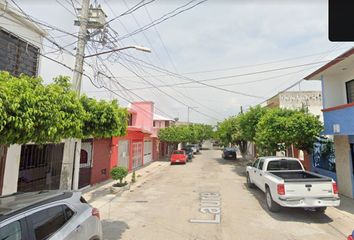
[29,205,71,240]
[346,79,354,103]
[267,160,302,171]
[252,159,260,168]
[153,121,156,127]
[128,114,133,126]
[258,159,264,170]
[80,149,88,164]
[0,221,22,240]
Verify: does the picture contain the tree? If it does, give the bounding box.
[255,108,323,155]
[238,105,268,142]
[158,124,214,144]
[80,96,128,138]
[0,72,128,145]
[0,73,84,145]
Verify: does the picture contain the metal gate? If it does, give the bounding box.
[132,142,142,169]
[118,140,129,168]
[18,143,64,192]
[144,140,152,164]
[79,140,93,189]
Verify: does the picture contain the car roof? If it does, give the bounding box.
[260,156,300,161]
[0,191,74,222]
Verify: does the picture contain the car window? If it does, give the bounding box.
[29,205,69,240]
[267,160,302,171]
[173,151,184,154]
[252,159,260,168]
[0,221,22,240]
[258,159,264,170]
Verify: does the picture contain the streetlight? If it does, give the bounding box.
[84,45,151,58]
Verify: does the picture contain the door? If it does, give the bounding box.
[143,140,152,164]
[254,159,265,191]
[249,158,260,184]
[118,140,130,168]
[79,141,92,189]
[132,142,143,169]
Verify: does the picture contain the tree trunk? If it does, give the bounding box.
[237,141,248,159]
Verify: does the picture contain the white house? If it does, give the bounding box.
[0,1,46,196]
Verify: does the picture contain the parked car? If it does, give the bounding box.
[182,147,193,161]
[0,191,102,240]
[246,157,340,213]
[170,150,187,164]
[194,144,200,153]
[222,147,237,160]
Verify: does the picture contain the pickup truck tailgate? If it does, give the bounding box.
[285,181,334,198]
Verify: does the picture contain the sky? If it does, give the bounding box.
[13,0,354,124]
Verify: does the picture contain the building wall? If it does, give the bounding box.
[279,91,323,122]
[131,102,154,133]
[90,138,111,185]
[0,6,43,49]
[323,71,353,108]
[333,135,353,198]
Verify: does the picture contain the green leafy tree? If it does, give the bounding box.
[238,105,268,142]
[80,96,128,138]
[255,108,323,155]
[0,72,128,145]
[0,73,84,144]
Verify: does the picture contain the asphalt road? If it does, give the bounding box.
[98,149,354,240]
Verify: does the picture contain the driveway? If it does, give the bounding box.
[96,149,354,240]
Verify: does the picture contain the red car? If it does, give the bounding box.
[170,150,187,164]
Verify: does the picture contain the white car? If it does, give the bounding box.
[246,157,340,212]
[0,191,102,240]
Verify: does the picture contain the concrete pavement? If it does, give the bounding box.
[92,149,354,240]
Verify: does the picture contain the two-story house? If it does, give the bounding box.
[0,1,47,196]
[78,101,172,188]
[152,114,175,159]
[305,48,354,198]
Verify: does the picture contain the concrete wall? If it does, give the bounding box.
[323,70,354,108]
[2,145,21,195]
[334,135,354,198]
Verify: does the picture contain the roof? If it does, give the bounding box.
[153,114,174,121]
[0,191,73,222]
[304,47,354,80]
[0,1,47,36]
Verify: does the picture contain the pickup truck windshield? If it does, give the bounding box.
[267,160,302,171]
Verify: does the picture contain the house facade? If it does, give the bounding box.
[77,101,172,188]
[305,48,354,198]
[264,91,323,170]
[0,2,47,196]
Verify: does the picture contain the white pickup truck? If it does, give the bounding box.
[246,157,340,212]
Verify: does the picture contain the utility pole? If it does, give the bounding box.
[61,0,90,191]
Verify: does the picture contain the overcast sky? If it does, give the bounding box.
[16,0,354,124]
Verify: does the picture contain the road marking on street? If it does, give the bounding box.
[190,192,221,224]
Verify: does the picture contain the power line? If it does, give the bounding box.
[117,0,208,41]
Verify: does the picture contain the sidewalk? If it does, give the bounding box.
[82,160,170,207]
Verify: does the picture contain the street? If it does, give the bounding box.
[96,149,354,240]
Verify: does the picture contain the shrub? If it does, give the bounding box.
[110,166,128,184]
[131,171,136,184]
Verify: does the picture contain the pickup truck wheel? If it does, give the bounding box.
[266,188,281,212]
[246,173,254,188]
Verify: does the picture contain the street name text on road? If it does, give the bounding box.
[190,192,221,224]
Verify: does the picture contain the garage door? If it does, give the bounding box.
[144,140,152,164]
